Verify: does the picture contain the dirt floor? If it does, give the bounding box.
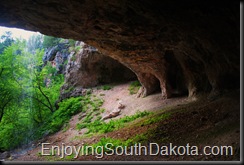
[6,82,241,162]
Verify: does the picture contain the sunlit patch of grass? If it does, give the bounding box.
[76,111,152,134]
[141,112,171,126]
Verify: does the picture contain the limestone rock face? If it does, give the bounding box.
[42,42,70,74]
[64,41,136,88]
[0,0,240,99]
[42,40,136,101]
[60,41,136,101]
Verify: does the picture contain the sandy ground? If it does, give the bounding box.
[45,82,190,145]
[93,82,190,118]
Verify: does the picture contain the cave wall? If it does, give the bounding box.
[64,41,136,88]
[41,40,137,101]
[0,0,240,99]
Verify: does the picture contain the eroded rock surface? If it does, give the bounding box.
[59,41,136,101]
[0,0,240,99]
[42,41,70,74]
[64,41,136,89]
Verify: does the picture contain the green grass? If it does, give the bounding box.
[38,97,83,135]
[141,111,171,126]
[101,85,113,90]
[44,109,173,161]
[80,111,174,157]
[76,111,152,134]
[36,94,104,138]
[100,108,105,113]
[128,80,141,95]
[64,86,74,93]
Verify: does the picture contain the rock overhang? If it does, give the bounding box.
[0,0,240,99]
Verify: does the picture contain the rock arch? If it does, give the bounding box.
[0,0,240,99]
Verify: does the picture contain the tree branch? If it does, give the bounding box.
[33,71,54,113]
[0,97,12,122]
[0,68,4,77]
[23,93,53,113]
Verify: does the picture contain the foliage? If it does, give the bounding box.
[71,55,76,61]
[142,112,171,125]
[0,33,65,151]
[0,41,26,122]
[0,31,148,154]
[75,46,81,52]
[76,112,171,158]
[0,31,14,54]
[37,97,83,136]
[0,40,38,150]
[68,39,76,47]
[101,85,113,90]
[27,34,43,54]
[128,80,141,95]
[67,39,81,53]
[42,35,61,49]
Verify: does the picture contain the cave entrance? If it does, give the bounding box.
[164,50,188,97]
[153,76,162,94]
[98,61,138,85]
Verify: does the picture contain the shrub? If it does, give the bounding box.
[128,81,141,95]
[75,46,81,52]
[42,35,61,49]
[68,39,76,47]
[101,85,112,90]
[38,97,83,136]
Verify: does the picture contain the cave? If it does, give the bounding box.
[164,50,188,97]
[0,0,240,100]
[0,0,241,161]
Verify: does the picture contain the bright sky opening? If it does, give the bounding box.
[0,26,40,40]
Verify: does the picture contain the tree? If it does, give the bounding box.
[0,31,14,54]
[42,35,61,49]
[0,34,65,150]
[0,41,23,122]
[27,34,43,54]
[0,40,31,149]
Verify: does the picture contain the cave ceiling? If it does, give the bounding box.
[0,0,240,99]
